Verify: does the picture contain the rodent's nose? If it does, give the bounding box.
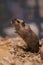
[11,18,17,24]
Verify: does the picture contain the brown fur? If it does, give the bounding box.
[11,18,39,53]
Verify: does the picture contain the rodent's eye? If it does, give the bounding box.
[17,21,20,23]
[39,45,42,47]
[22,22,25,26]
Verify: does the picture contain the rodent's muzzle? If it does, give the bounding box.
[11,18,17,24]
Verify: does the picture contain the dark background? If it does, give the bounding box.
[0,0,43,38]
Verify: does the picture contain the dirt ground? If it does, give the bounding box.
[0,36,43,65]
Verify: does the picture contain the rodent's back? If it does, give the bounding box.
[20,26,39,52]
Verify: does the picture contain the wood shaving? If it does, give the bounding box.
[0,37,43,65]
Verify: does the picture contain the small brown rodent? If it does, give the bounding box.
[11,18,39,53]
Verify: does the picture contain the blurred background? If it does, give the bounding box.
[0,0,43,38]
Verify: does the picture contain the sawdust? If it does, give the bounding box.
[0,36,43,65]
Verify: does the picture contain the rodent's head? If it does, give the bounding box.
[11,18,31,35]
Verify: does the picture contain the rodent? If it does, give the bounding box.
[11,18,39,53]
